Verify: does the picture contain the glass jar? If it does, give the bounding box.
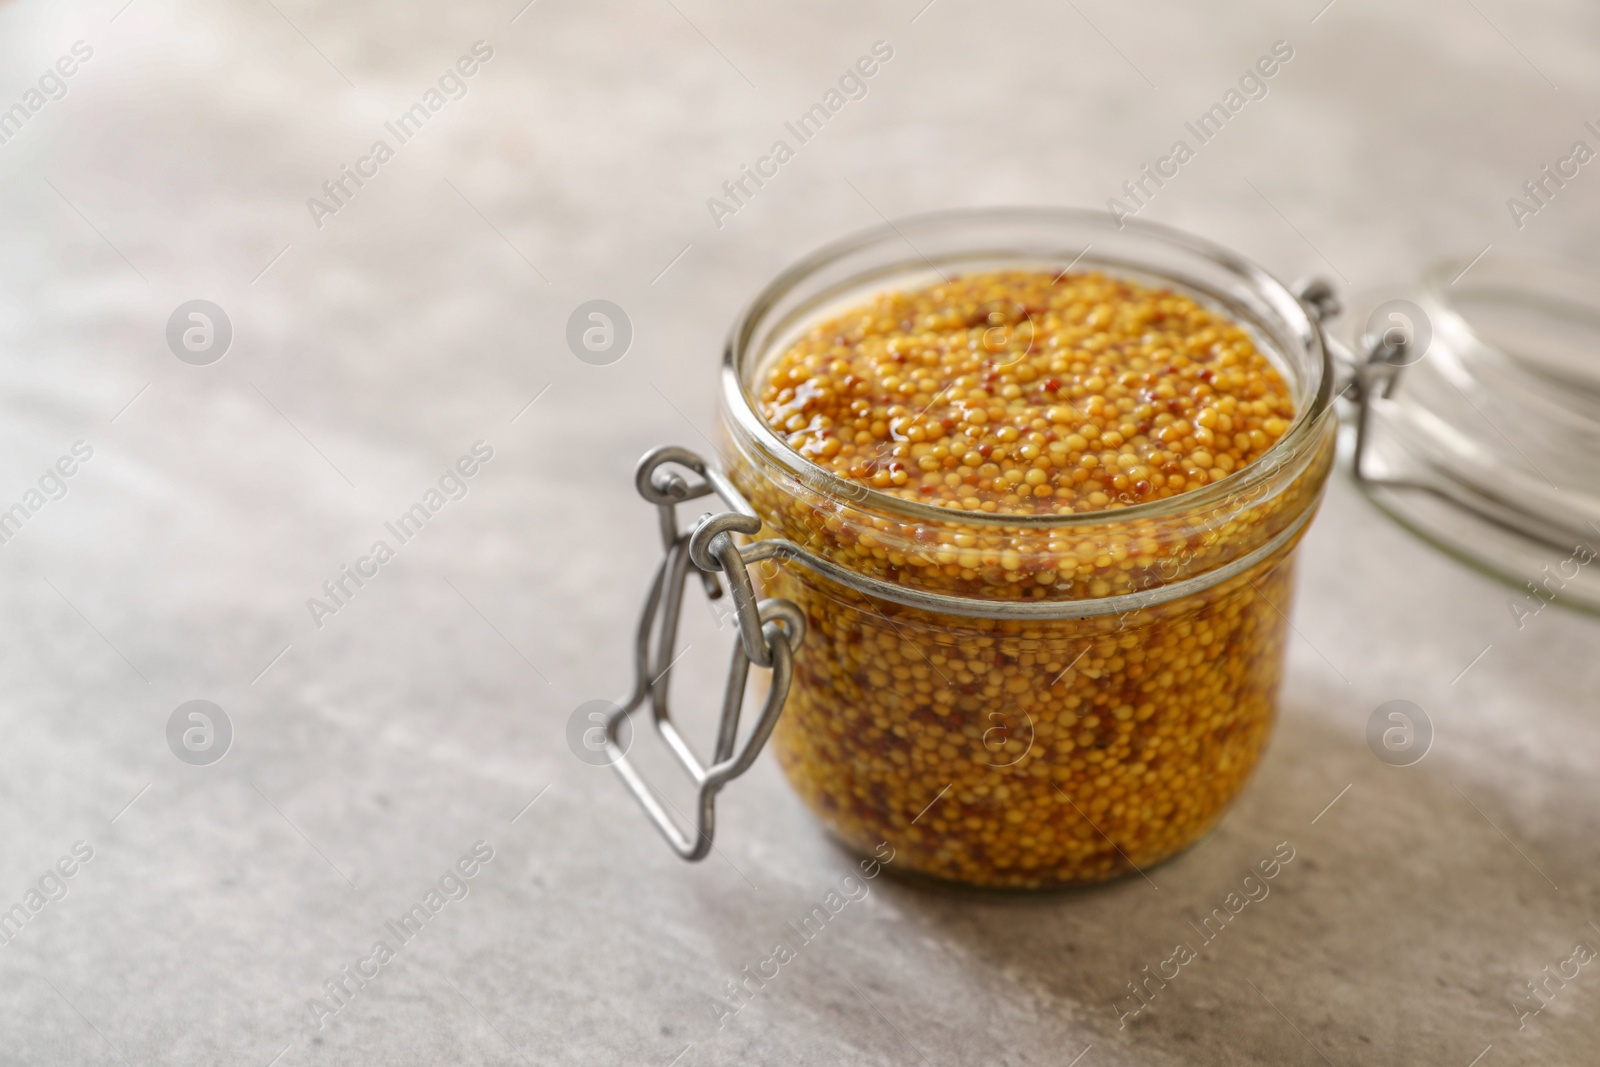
[603,207,1337,890]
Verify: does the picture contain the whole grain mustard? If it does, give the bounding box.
[730,269,1330,888]
[763,269,1294,516]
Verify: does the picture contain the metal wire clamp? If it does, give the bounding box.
[602,446,806,861]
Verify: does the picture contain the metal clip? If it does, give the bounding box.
[603,446,805,861]
[1291,275,1406,485]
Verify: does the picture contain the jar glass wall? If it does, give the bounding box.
[717,208,1336,889]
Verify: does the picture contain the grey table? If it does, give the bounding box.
[2,0,1598,1063]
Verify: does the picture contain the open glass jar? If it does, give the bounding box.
[604,207,1337,890]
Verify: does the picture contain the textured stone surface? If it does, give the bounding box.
[1,0,1598,1064]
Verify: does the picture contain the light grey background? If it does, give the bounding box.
[1,0,1598,1064]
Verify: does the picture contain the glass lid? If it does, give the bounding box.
[1339,254,1600,615]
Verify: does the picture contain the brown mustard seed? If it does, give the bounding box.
[732,269,1329,889]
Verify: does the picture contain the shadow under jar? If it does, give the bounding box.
[612,208,1337,891]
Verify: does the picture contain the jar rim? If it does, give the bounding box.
[721,205,1334,530]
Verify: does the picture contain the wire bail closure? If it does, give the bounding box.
[1293,276,1401,487]
[603,447,805,861]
